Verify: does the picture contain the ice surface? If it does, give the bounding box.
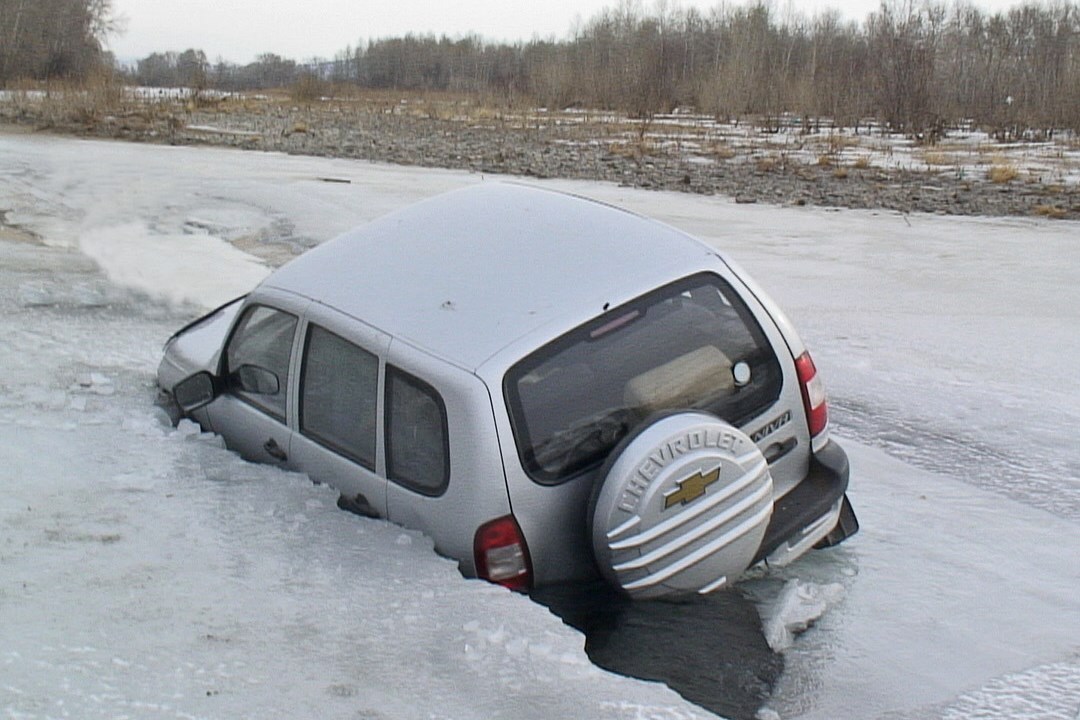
[79,222,270,308]
[1,131,1077,720]
[0,241,713,719]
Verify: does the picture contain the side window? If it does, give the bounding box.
[385,366,449,496]
[299,325,379,470]
[224,305,298,421]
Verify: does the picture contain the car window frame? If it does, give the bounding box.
[221,303,300,424]
[384,365,451,497]
[503,271,783,486]
[297,322,381,471]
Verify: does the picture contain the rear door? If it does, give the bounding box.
[288,303,391,518]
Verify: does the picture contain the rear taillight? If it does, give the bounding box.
[795,351,829,439]
[473,515,532,591]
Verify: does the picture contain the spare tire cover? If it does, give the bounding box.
[591,411,773,599]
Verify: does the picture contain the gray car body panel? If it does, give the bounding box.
[260,184,724,372]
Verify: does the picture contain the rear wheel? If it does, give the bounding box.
[589,412,773,599]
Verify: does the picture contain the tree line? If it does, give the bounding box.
[0,0,112,83]
[4,0,1079,135]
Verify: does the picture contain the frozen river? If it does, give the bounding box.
[1,131,1078,719]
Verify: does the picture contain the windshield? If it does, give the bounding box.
[504,273,783,485]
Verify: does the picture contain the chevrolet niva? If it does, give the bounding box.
[158,183,858,599]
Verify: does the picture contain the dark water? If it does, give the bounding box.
[533,582,782,720]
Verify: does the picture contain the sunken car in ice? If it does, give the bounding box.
[158,183,858,599]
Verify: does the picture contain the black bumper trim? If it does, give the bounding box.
[753,440,851,564]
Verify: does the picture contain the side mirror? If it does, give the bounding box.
[233,364,280,395]
[173,372,218,413]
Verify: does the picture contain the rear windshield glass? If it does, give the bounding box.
[504,273,782,485]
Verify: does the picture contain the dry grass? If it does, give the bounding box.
[988,163,1020,183]
[930,141,983,154]
[1033,204,1067,219]
[852,155,872,169]
[816,154,833,167]
[805,133,861,152]
[833,167,849,179]
[607,139,655,160]
[827,133,861,153]
[756,154,786,173]
[703,140,737,160]
[922,151,962,166]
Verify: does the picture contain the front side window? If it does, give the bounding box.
[385,367,449,496]
[505,273,783,485]
[299,325,379,469]
[224,305,298,421]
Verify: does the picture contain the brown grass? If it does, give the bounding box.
[827,133,861,153]
[1033,204,1067,219]
[756,155,785,173]
[852,155,872,169]
[806,133,861,152]
[704,140,737,160]
[30,72,127,127]
[988,163,1020,183]
[922,151,961,166]
[607,139,655,160]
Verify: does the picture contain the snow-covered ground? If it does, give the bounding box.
[537,109,1080,185]
[1,132,1078,720]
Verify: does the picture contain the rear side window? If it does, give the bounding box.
[224,305,298,422]
[385,367,449,496]
[299,325,379,469]
[505,273,783,485]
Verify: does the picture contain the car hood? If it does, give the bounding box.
[157,299,243,391]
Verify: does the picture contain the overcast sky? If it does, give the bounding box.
[109,0,1032,64]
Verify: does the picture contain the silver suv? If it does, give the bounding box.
[159,183,857,599]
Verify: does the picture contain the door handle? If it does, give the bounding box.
[263,438,287,462]
[337,492,379,519]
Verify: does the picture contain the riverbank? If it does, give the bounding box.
[3,91,1078,219]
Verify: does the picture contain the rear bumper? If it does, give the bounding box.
[753,440,855,565]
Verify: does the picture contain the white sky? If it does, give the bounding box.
[109,0,1033,65]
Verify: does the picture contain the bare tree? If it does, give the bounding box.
[0,0,114,84]
[107,0,1080,134]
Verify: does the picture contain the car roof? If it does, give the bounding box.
[261,182,718,370]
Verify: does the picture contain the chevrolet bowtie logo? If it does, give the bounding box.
[664,467,721,509]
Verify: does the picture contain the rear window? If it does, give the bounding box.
[504,273,782,485]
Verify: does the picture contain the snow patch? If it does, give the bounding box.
[760,579,846,652]
[78,222,269,309]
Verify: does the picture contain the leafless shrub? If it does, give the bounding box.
[26,69,125,128]
[291,71,327,104]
